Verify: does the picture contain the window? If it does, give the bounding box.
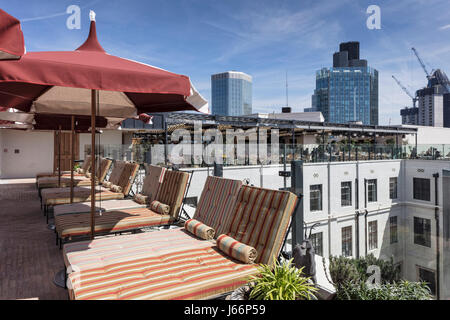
[418,267,436,296]
[367,179,377,202]
[414,217,431,247]
[390,216,398,244]
[389,177,398,199]
[368,221,378,250]
[341,181,352,207]
[413,178,430,201]
[310,184,323,212]
[342,226,352,257]
[310,232,323,256]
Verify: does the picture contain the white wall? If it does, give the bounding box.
[0,129,54,179]
[0,129,124,179]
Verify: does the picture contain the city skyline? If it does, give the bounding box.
[2,0,450,125]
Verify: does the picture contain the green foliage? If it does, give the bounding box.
[353,254,401,284]
[336,280,432,300]
[73,163,81,170]
[248,259,317,300]
[328,256,361,290]
[327,254,430,300]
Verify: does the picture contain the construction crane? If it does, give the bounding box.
[411,47,433,80]
[392,75,417,108]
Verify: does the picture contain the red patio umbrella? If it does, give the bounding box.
[0,10,208,239]
[0,9,25,60]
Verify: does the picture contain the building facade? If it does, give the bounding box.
[300,159,450,299]
[312,42,379,125]
[211,71,252,116]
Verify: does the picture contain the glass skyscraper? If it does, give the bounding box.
[211,71,252,116]
[312,42,379,125]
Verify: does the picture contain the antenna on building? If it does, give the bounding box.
[285,70,289,108]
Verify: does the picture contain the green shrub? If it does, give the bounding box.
[328,256,361,290]
[336,280,432,300]
[248,259,317,300]
[353,254,401,284]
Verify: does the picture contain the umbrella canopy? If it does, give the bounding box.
[0,9,25,60]
[0,12,208,116]
[0,10,207,239]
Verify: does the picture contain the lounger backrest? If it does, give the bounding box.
[97,158,112,183]
[81,155,92,172]
[107,160,126,185]
[225,186,298,266]
[141,165,166,202]
[155,170,190,219]
[117,162,140,196]
[193,176,242,236]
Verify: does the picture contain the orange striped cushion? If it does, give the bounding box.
[41,186,124,206]
[56,207,172,240]
[150,201,170,215]
[155,170,189,219]
[226,186,298,265]
[216,234,257,264]
[184,219,215,240]
[67,246,258,300]
[133,194,148,205]
[193,176,243,236]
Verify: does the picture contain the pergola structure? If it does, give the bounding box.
[120,112,419,166]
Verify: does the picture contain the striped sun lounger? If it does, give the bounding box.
[35,156,92,180]
[62,176,243,272]
[41,161,139,222]
[53,165,167,217]
[37,157,111,190]
[55,169,190,244]
[63,183,298,300]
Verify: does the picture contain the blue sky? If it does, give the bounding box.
[2,0,450,125]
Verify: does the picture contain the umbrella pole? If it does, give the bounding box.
[58,125,62,188]
[70,115,75,204]
[90,90,98,240]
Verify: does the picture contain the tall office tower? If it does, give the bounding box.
[312,41,379,125]
[211,71,252,116]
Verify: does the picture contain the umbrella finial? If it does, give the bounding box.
[76,10,105,53]
[89,10,96,22]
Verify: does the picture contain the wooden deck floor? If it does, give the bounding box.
[0,180,68,300]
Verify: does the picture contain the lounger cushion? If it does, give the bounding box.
[150,200,170,215]
[54,199,146,216]
[63,229,214,272]
[193,176,243,236]
[102,181,112,188]
[226,186,298,265]
[37,175,94,189]
[184,219,215,240]
[67,245,258,300]
[107,161,126,186]
[141,165,166,202]
[154,170,189,219]
[110,184,122,193]
[133,194,148,205]
[55,207,173,240]
[216,234,257,264]
[41,186,124,206]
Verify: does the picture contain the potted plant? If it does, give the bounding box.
[229,259,318,300]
